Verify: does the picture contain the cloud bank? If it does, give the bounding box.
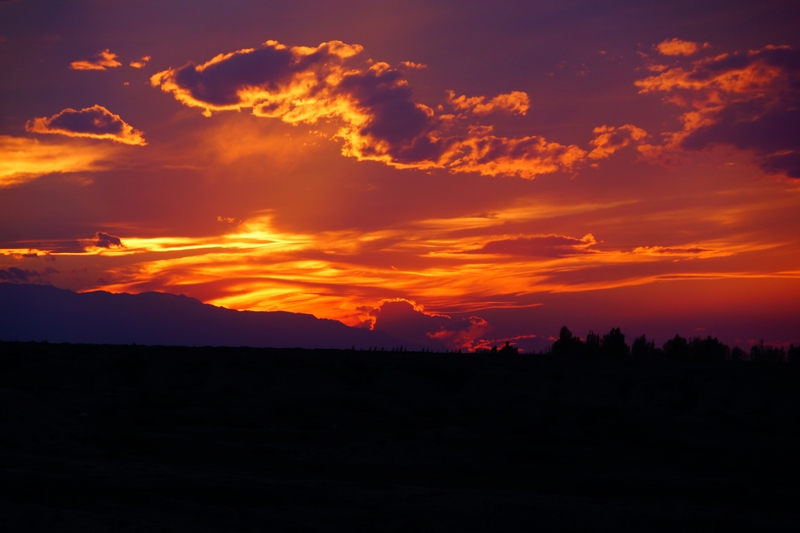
[152,40,639,179]
[26,105,146,146]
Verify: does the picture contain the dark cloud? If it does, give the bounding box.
[365,299,488,350]
[470,234,596,257]
[94,232,123,248]
[637,45,800,178]
[0,267,57,283]
[26,105,146,145]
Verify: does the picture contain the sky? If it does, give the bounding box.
[2,0,799,352]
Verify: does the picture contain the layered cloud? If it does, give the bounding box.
[70,49,122,70]
[0,267,57,283]
[0,135,115,187]
[636,44,800,177]
[26,105,146,146]
[152,40,640,179]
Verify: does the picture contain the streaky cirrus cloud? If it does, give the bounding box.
[636,44,800,177]
[129,55,151,68]
[151,40,639,179]
[656,38,708,57]
[26,105,147,146]
[0,135,116,187]
[69,49,122,71]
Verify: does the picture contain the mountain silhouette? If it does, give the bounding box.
[0,283,408,349]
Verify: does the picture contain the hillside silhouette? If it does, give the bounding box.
[0,283,408,349]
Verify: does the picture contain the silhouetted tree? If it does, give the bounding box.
[730,346,747,362]
[601,327,629,358]
[789,344,799,364]
[552,326,585,357]
[750,341,786,363]
[498,341,519,355]
[663,334,689,361]
[688,336,730,362]
[585,330,601,357]
[631,335,655,360]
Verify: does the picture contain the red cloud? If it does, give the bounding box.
[26,105,146,146]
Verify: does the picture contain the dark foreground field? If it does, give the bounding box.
[1,342,799,531]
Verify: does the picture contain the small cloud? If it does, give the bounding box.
[656,38,710,57]
[129,55,151,69]
[26,105,146,146]
[70,49,122,71]
[94,231,123,248]
[399,60,427,70]
[469,233,597,257]
[447,90,530,116]
[588,124,648,160]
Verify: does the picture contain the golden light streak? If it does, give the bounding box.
[0,135,116,187]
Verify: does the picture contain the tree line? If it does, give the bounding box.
[546,326,799,363]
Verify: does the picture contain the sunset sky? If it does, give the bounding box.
[2,0,799,351]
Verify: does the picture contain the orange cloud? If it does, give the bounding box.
[447,90,530,115]
[26,105,146,146]
[656,38,708,57]
[588,124,648,160]
[399,61,427,70]
[129,55,151,68]
[636,44,800,177]
[0,135,115,187]
[70,49,122,70]
[152,39,634,179]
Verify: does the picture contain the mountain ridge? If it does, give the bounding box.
[0,283,408,349]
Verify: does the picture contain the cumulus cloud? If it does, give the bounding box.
[26,105,146,146]
[70,49,122,71]
[636,44,800,177]
[0,135,115,187]
[469,233,597,257]
[129,55,151,68]
[362,299,489,350]
[656,38,708,57]
[152,39,636,179]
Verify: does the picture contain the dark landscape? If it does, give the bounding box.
[2,340,799,531]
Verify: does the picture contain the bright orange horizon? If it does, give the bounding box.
[2,1,799,351]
